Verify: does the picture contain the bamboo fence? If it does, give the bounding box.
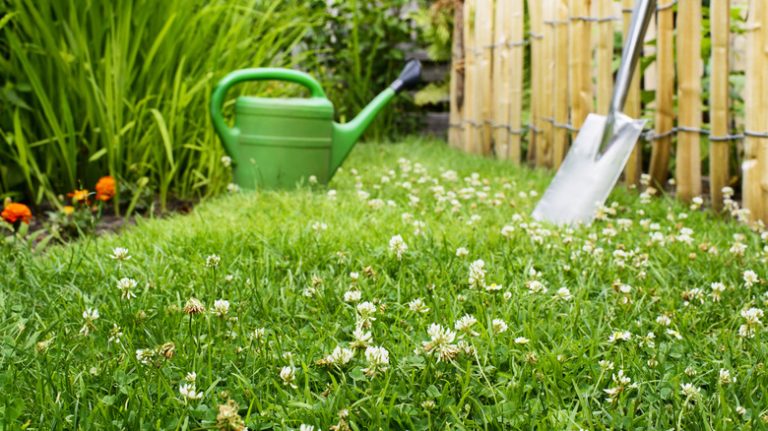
[448,0,768,223]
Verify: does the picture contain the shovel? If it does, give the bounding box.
[532,0,656,225]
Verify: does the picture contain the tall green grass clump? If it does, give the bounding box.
[0,0,319,209]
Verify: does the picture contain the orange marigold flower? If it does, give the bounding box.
[2,203,33,225]
[95,176,116,201]
[69,189,90,204]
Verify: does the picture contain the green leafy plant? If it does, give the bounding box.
[303,0,423,141]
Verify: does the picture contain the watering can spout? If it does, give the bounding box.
[331,59,422,174]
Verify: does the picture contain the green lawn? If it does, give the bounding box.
[2,139,767,430]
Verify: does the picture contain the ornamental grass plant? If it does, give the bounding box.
[0,0,320,209]
[1,140,767,429]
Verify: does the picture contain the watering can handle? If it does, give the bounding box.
[210,68,328,158]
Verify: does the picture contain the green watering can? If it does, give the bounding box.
[211,60,422,189]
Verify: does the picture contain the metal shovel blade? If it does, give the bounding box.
[532,113,646,226]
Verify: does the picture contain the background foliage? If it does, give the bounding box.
[0,0,432,209]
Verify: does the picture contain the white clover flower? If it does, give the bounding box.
[311,221,328,232]
[82,308,100,322]
[362,346,389,377]
[656,315,672,326]
[526,280,547,295]
[468,259,486,288]
[327,189,337,200]
[455,247,469,258]
[455,314,478,336]
[739,307,764,338]
[280,366,297,388]
[388,235,408,260]
[744,270,759,288]
[357,301,377,317]
[320,346,355,367]
[680,383,702,400]
[598,360,614,371]
[220,155,232,167]
[351,327,373,349]
[251,328,266,340]
[116,277,138,300]
[179,383,203,401]
[719,368,735,385]
[343,290,362,303]
[80,308,100,336]
[108,324,123,344]
[110,247,131,261]
[213,299,230,317]
[407,298,430,314]
[730,242,747,256]
[485,283,503,292]
[185,372,197,383]
[226,183,240,193]
[308,175,318,185]
[665,328,683,340]
[501,225,515,237]
[710,282,726,302]
[690,196,703,210]
[514,337,529,345]
[555,287,572,301]
[206,254,221,268]
[423,323,459,362]
[135,348,154,366]
[299,425,315,431]
[492,319,508,334]
[608,330,632,343]
[604,369,634,403]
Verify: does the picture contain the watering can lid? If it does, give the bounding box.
[236,96,334,119]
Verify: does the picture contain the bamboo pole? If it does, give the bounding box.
[539,0,556,167]
[649,2,674,188]
[675,0,702,202]
[569,0,593,138]
[528,0,545,166]
[474,0,494,155]
[492,0,511,159]
[449,0,466,150]
[462,0,477,154]
[710,0,730,211]
[596,0,613,115]
[744,0,768,222]
[508,0,524,164]
[622,0,643,186]
[552,0,570,169]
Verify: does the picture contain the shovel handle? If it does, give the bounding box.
[599,0,655,155]
[609,0,656,115]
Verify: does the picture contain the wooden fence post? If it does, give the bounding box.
[596,0,614,115]
[449,0,466,150]
[622,0,643,186]
[710,0,730,211]
[569,0,593,137]
[744,0,768,223]
[552,0,570,169]
[528,0,546,166]
[649,2,674,188]
[675,0,702,202]
[492,0,510,159]
[509,0,524,164]
[540,0,556,168]
[462,0,476,154]
[467,0,494,155]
